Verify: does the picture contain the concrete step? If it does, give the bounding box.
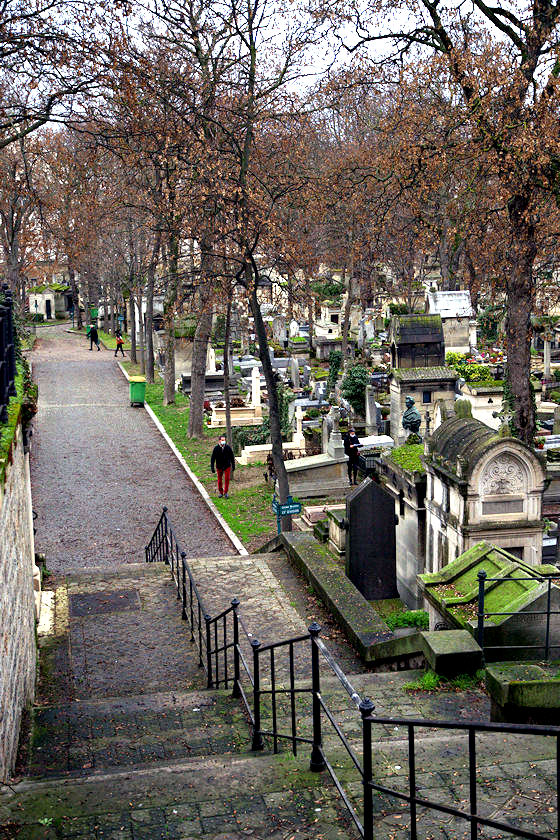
[26,689,249,780]
[3,730,556,839]
[0,751,357,840]
[39,564,206,708]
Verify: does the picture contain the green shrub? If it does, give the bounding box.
[311,277,344,303]
[341,363,369,415]
[306,407,320,419]
[554,369,560,382]
[549,389,560,404]
[385,609,429,631]
[327,350,342,395]
[389,302,409,315]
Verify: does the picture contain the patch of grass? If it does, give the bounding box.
[387,443,425,474]
[385,609,429,631]
[141,377,278,545]
[98,329,130,350]
[404,668,485,692]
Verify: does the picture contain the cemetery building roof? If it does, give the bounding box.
[426,417,497,479]
[391,313,443,344]
[391,366,458,382]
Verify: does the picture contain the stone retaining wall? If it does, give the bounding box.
[0,422,36,781]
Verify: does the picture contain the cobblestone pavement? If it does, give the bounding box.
[30,328,233,572]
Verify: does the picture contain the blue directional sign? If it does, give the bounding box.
[272,495,302,532]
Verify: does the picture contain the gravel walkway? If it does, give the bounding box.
[30,327,234,572]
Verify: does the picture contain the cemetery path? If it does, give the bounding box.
[29,326,234,573]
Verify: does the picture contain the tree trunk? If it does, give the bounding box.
[249,272,292,530]
[129,297,137,364]
[163,326,175,405]
[306,274,314,344]
[505,203,537,444]
[145,230,161,384]
[137,302,145,375]
[341,227,355,367]
[69,267,81,329]
[188,302,213,437]
[224,297,232,445]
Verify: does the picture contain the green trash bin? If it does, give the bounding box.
[129,376,146,407]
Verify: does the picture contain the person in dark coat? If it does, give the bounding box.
[89,324,100,351]
[210,435,235,498]
[344,427,360,485]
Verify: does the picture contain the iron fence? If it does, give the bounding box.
[0,283,16,423]
[147,508,560,840]
[476,570,560,659]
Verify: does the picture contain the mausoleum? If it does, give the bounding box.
[424,417,546,570]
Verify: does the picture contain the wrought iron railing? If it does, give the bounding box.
[476,570,560,660]
[147,508,560,840]
[0,283,16,423]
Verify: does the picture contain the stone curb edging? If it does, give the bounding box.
[116,361,248,557]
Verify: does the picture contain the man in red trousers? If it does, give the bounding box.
[210,435,235,498]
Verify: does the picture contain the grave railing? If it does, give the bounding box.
[146,508,560,840]
[476,570,560,660]
[0,284,16,424]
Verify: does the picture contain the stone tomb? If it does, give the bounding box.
[282,407,349,498]
[345,477,399,600]
[424,417,546,569]
[419,541,560,662]
[389,313,445,370]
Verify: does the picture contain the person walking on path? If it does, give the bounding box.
[89,324,101,351]
[210,435,235,498]
[114,328,125,357]
[344,427,361,485]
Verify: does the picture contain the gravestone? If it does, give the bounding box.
[251,365,261,408]
[289,356,300,388]
[272,315,287,345]
[345,477,398,600]
[289,319,299,338]
[206,345,217,374]
[322,413,332,453]
[365,385,377,435]
[554,405,560,435]
[327,406,345,459]
[302,364,311,387]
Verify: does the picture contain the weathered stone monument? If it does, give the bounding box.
[289,356,300,388]
[206,344,217,374]
[272,314,287,346]
[345,478,398,600]
[282,406,349,497]
[251,365,261,408]
[424,416,546,570]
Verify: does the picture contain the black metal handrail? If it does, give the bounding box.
[0,283,17,424]
[146,508,560,840]
[476,570,560,659]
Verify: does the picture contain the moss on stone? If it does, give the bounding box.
[387,444,425,474]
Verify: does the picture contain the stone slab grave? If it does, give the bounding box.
[345,477,399,600]
[420,629,483,676]
[486,660,560,723]
[419,541,560,661]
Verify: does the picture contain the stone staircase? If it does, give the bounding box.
[1,559,557,840]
